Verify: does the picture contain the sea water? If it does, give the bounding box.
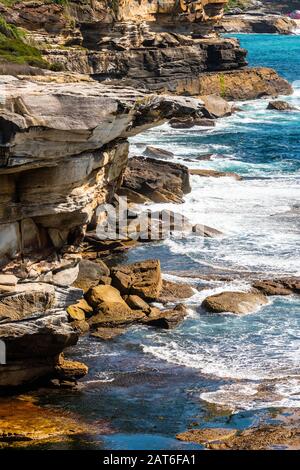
[36,35,300,450]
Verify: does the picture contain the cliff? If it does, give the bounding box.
[0,0,293,390]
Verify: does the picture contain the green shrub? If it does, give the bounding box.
[0,16,49,68]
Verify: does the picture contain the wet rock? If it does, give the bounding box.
[190,169,242,180]
[200,95,233,119]
[73,259,110,293]
[55,355,88,381]
[121,157,191,204]
[177,428,238,446]
[144,304,187,329]
[192,224,223,238]
[267,100,298,112]
[202,291,268,314]
[143,146,174,159]
[169,118,195,129]
[253,278,300,296]
[86,285,130,311]
[111,259,162,301]
[0,311,79,388]
[0,398,93,445]
[90,327,125,341]
[158,280,195,303]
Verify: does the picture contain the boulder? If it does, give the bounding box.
[73,259,110,293]
[267,100,298,112]
[111,260,162,301]
[86,285,136,327]
[143,304,187,329]
[200,95,233,119]
[192,224,223,238]
[158,280,195,303]
[55,356,88,381]
[202,291,268,314]
[169,118,195,129]
[124,295,151,313]
[67,298,93,321]
[253,278,300,296]
[190,169,242,180]
[120,157,191,204]
[143,146,174,159]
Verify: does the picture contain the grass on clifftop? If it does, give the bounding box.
[0,16,63,70]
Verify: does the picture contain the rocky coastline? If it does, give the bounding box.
[0,0,299,450]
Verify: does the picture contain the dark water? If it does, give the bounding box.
[31,34,300,449]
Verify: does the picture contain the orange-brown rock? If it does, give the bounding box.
[111,260,163,301]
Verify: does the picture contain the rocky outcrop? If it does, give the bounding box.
[0,76,203,266]
[267,100,299,111]
[218,13,297,34]
[120,156,191,204]
[202,291,268,314]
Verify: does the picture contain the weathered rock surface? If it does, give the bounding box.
[202,291,268,314]
[267,100,299,112]
[253,278,300,296]
[143,146,174,160]
[73,259,110,293]
[120,157,191,204]
[0,77,203,265]
[158,280,195,303]
[219,14,297,35]
[111,260,162,301]
[143,304,187,329]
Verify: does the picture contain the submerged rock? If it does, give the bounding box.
[202,291,268,314]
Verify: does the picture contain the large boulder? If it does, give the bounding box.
[120,157,191,204]
[202,291,268,314]
[143,146,174,159]
[73,259,110,293]
[111,260,163,301]
[200,95,233,119]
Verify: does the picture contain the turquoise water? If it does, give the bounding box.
[38,35,300,449]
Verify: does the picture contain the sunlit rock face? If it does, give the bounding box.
[116,0,228,24]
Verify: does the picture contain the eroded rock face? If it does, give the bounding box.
[0,77,203,265]
[120,156,191,204]
[111,260,163,301]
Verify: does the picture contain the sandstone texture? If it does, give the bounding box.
[202,291,268,314]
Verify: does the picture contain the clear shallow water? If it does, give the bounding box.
[38,35,300,449]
